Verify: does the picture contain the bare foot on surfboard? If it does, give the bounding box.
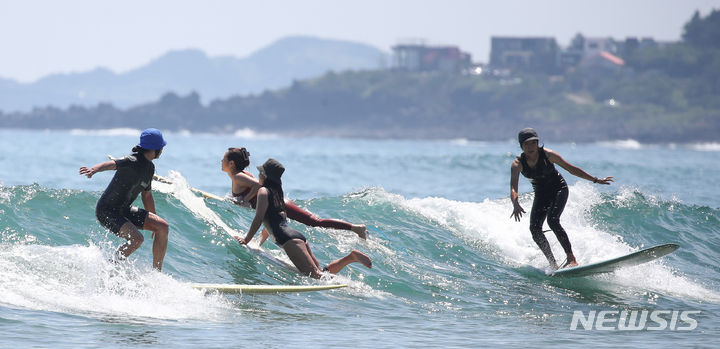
[559,260,578,269]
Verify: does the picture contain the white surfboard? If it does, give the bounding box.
[243,243,299,273]
[117,158,299,274]
[108,155,226,201]
[550,243,679,278]
[190,283,347,294]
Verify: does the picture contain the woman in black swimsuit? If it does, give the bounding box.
[79,128,170,271]
[222,147,368,239]
[236,158,372,278]
[509,128,613,270]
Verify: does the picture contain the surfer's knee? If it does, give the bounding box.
[529,225,543,238]
[546,217,562,231]
[120,222,144,245]
[149,216,169,239]
[130,231,145,246]
[155,228,169,241]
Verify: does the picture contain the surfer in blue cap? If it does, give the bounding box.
[79,128,170,270]
[236,158,372,278]
[509,128,613,270]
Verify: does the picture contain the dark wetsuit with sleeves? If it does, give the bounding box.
[518,148,572,264]
[95,153,154,234]
[262,187,307,246]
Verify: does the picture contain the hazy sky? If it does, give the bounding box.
[1,0,718,82]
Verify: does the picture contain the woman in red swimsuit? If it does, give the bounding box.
[221,147,368,239]
[236,158,371,278]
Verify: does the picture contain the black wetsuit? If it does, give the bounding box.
[263,187,306,246]
[518,148,572,265]
[95,153,154,234]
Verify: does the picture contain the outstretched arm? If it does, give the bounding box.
[510,159,525,221]
[79,160,116,178]
[546,149,614,185]
[258,229,269,246]
[237,188,268,244]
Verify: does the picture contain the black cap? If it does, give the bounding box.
[518,128,540,145]
[257,158,285,184]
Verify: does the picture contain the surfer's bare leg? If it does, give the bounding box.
[143,212,169,271]
[283,239,323,278]
[324,250,372,274]
[258,228,269,246]
[351,224,368,240]
[284,199,367,239]
[302,241,322,268]
[114,221,144,260]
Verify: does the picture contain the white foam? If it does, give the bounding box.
[596,139,643,149]
[449,138,470,146]
[160,170,297,268]
[175,129,192,137]
[0,242,233,320]
[688,142,720,152]
[161,171,238,239]
[160,171,385,297]
[233,128,278,139]
[318,272,389,300]
[390,183,720,303]
[0,183,11,203]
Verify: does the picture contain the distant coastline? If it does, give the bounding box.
[2,10,719,143]
[1,68,718,143]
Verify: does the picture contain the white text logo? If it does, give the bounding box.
[570,310,700,331]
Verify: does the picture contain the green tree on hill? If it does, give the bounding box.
[683,9,720,49]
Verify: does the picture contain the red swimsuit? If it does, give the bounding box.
[234,188,352,231]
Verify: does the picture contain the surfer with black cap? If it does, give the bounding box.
[221,147,368,239]
[236,158,372,278]
[79,128,170,270]
[509,128,613,270]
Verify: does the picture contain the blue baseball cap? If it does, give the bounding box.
[137,128,167,150]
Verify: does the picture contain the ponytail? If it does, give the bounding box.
[132,146,150,154]
[227,147,251,171]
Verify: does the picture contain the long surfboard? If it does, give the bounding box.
[550,243,679,278]
[190,283,347,294]
[244,243,299,273]
[152,173,226,201]
[108,155,225,201]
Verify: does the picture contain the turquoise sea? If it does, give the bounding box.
[1,129,719,348]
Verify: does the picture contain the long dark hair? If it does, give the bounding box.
[226,147,250,171]
[132,146,163,159]
[262,177,285,211]
[132,146,154,154]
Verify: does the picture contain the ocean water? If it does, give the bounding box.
[1,129,719,348]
